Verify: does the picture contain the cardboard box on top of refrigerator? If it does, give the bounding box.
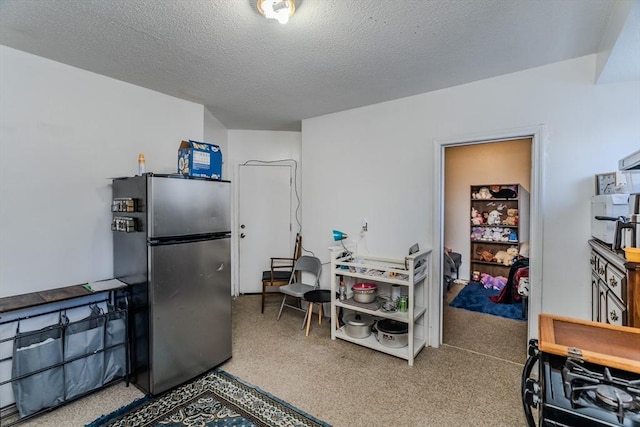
[178,140,222,179]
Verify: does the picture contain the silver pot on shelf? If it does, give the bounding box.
[343,313,374,339]
[351,283,377,303]
[372,319,409,348]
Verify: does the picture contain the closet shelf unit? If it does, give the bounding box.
[329,246,431,366]
[469,184,529,279]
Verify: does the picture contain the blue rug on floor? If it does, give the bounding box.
[449,282,525,321]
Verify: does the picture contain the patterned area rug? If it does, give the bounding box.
[86,369,330,427]
[449,282,525,321]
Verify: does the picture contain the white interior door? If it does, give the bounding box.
[238,165,292,294]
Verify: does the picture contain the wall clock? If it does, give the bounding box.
[595,172,618,195]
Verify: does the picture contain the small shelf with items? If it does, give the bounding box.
[470,184,529,280]
[329,247,431,366]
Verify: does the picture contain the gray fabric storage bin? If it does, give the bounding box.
[103,308,127,384]
[12,325,65,417]
[63,306,105,400]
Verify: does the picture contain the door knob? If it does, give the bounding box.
[240,224,246,229]
[240,233,246,238]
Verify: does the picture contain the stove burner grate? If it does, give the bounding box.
[562,358,640,424]
[594,384,635,409]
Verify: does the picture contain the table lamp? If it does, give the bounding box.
[333,230,348,241]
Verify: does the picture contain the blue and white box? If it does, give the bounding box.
[178,140,222,179]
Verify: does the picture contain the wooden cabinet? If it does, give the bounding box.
[329,247,431,366]
[469,184,529,279]
[589,239,640,327]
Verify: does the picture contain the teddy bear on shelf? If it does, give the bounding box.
[506,246,519,260]
[493,250,509,264]
[471,207,483,225]
[476,247,494,262]
[503,208,518,226]
[493,246,519,266]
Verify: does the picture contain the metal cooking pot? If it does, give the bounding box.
[352,283,377,303]
[373,319,408,348]
[344,313,374,339]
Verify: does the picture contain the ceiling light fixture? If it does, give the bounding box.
[257,0,295,24]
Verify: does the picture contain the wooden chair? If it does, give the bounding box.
[261,233,302,313]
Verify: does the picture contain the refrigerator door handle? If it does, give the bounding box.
[148,232,229,246]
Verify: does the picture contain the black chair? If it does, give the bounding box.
[443,249,462,291]
[261,233,302,313]
[302,289,334,336]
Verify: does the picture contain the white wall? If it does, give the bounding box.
[301,55,640,339]
[204,107,229,179]
[0,46,204,297]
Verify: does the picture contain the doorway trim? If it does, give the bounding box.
[431,125,546,347]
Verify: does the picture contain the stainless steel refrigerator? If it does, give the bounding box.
[111,174,231,396]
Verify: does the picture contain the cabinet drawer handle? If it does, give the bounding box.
[610,310,619,322]
[609,277,618,287]
[598,267,605,275]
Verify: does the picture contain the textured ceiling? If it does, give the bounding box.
[0,0,635,131]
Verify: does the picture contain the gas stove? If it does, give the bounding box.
[522,315,640,427]
[541,349,640,426]
[562,358,640,421]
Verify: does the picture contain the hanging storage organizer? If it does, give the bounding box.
[62,305,106,400]
[11,320,66,417]
[0,288,129,424]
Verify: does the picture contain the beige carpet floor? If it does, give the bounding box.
[443,282,528,365]
[15,289,529,427]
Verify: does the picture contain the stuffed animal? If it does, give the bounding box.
[471,207,483,225]
[487,210,502,225]
[476,246,494,262]
[477,187,492,199]
[480,273,508,290]
[493,276,508,290]
[507,246,519,258]
[519,242,530,258]
[481,228,493,241]
[491,227,503,241]
[503,208,518,226]
[493,250,509,264]
[480,273,493,289]
[494,247,519,266]
[470,227,484,240]
[490,186,517,199]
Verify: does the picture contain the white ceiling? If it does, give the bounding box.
[1,0,638,131]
